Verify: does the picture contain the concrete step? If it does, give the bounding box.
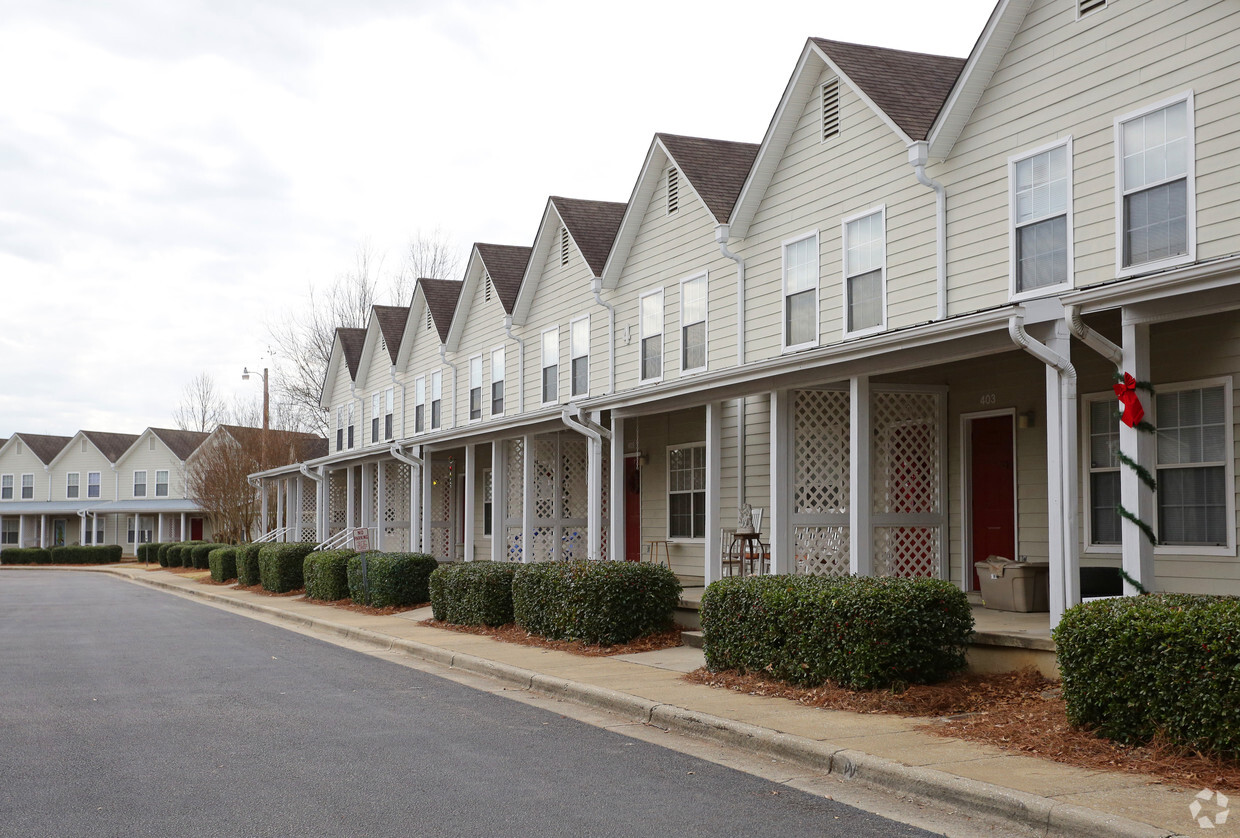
[681,630,704,649]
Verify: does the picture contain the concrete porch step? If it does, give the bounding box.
[681,630,704,649]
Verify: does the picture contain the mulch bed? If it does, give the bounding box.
[685,667,1240,792]
[314,599,429,617]
[420,619,684,657]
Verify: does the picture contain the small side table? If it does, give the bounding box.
[729,532,767,577]
[645,540,670,568]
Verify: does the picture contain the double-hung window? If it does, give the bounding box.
[347,403,355,448]
[469,356,483,421]
[384,388,394,440]
[1,519,17,544]
[843,209,885,335]
[133,471,147,498]
[1,474,12,500]
[782,231,818,350]
[372,393,382,443]
[67,472,79,499]
[1086,398,1122,546]
[336,406,345,451]
[1117,94,1194,273]
[1011,141,1071,295]
[483,468,493,536]
[21,474,34,500]
[570,316,589,397]
[541,328,559,404]
[680,274,707,373]
[491,348,505,416]
[88,472,100,499]
[640,289,663,382]
[431,371,442,430]
[415,377,426,433]
[155,470,169,498]
[667,445,706,539]
[1156,382,1230,547]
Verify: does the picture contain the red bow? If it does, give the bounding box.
[1113,372,1145,428]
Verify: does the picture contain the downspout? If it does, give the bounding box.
[391,366,407,441]
[562,407,612,562]
[1065,305,1122,367]
[716,223,749,505]
[591,279,615,395]
[439,345,459,429]
[908,141,947,320]
[563,405,612,442]
[388,444,424,469]
[504,315,525,415]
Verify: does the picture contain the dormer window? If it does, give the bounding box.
[667,167,679,215]
[821,78,840,142]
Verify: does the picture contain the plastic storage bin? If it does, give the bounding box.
[976,556,1050,612]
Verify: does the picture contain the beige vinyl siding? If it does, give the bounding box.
[50,442,115,502]
[634,408,706,581]
[0,443,51,502]
[468,444,493,560]
[400,299,447,437]
[360,336,394,447]
[117,434,187,499]
[717,396,773,535]
[451,269,507,425]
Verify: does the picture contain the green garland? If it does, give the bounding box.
[1111,371,1156,395]
[1117,567,1149,595]
[1111,372,1158,548]
[1115,450,1157,492]
[1115,503,1158,546]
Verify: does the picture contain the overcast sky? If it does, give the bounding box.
[0,0,998,438]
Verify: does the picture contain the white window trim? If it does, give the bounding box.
[639,287,665,384]
[371,392,382,444]
[781,229,820,353]
[1114,90,1196,278]
[569,314,590,398]
[87,471,101,499]
[1,473,13,500]
[430,370,443,430]
[133,470,147,498]
[20,473,34,499]
[384,387,395,441]
[1008,137,1075,301]
[468,354,484,423]
[666,442,707,542]
[540,326,560,406]
[414,376,426,434]
[490,346,506,419]
[841,207,887,338]
[66,472,80,499]
[679,271,708,375]
[1080,391,1122,554]
[155,470,169,497]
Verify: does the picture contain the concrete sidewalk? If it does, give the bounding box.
[15,565,1200,837]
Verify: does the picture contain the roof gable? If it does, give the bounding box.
[148,427,209,461]
[419,278,463,344]
[357,305,410,386]
[476,243,531,314]
[81,430,140,464]
[5,433,74,465]
[373,306,409,365]
[319,327,367,409]
[207,424,328,468]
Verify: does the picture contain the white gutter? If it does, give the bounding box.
[439,345,460,430]
[388,443,424,468]
[591,279,615,395]
[908,141,947,320]
[298,463,324,484]
[716,224,750,505]
[1065,304,1122,366]
[391,366,407,444]
[562,405,612,441]
[504,315,525,415]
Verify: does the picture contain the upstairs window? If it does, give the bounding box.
[133,471,147,498]
[384,388,394,440]
[372,392,382,443]
[414,377,426,433]
[491,347,505,416]
[640,289,663,382]
[821,78,840,142]
[782,231,818,350]
[469,356,483,421]
[1118,94,1193,273]
[2,474,12,500]
[336,406,345,451]
[541,328,559,404]
[347,402,355,449]
[67,472,79,499]
[1011,141,1071,296]
[680,273,707,373]
[666,167,679,215]
[21,474,33,499]
[431,371,443,430]
[570,316,589,397]
[155,470,169,498]
[843,208,886,335]
[88,472,100,499]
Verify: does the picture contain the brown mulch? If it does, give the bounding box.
[420,619,684,657]
[685,667,1240,791]
[315,599,429,617]
[230,582,304,598]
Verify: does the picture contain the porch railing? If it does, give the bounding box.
[254,527,291,544]
[315,526,378,553]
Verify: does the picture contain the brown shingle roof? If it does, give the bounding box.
[372,305,409,365]
[550,197,627,276]
[811,38,966,141]
[419,278,463,344]
[16,433,73,465]
[218,425,328,467]
[337,328,367,380]
[657,134,760,223]
[475,243,532,315]
[81,430,140,463]
[150,428,210,460]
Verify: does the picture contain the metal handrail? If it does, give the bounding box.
[254,527,291,544]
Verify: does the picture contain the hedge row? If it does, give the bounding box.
[1,547,51,564]
[208,547,238,583]
[236,543,262,586]
[700,575,973,690]
[430,562,518,626]
[348,553,438,608]
[303,550,356,601]
[0,545,122,565]
[258,543,315,593]
[165,541,203,568]
[1053,594,1240,758]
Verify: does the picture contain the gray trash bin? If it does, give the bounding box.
[976,556,1049,612]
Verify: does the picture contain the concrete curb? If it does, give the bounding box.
[11,566,1185,838]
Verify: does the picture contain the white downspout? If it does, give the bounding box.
[562,407,612,562]
[388,444,424,469]
[716,223,749,505]
[908,141,947,320]
[391,367,407,441]
[1065,305,1122,367]
[591,279,615,395]
[504,315,525,415]
[439,345,460,430]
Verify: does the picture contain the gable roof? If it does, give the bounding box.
[213,425,328,466]
[419,278,464,344]
[7,433,74,465]
[338,327,367,380]
[551,197,626,276]
[475,243,532,315]
[372,306,409,365]
[81,431,141,463]
[150,427,210,460]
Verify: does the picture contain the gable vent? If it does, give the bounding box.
[560,226,570,266]
[380,336,387,354]
[426,309,433,330]
[667,167,679,214]
[1077,0,1106,16]
[81,439,87,452]
[484,272,492,302]
[821,78,840,142]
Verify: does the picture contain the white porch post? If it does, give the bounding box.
[421,454,434,555]
[156,513,164,544]
[609,417,625,564]
[1041,323,1079,623]
[345,467,355,532]
[587,416,603,562]
[40,515,47,549]
[850,376,874,576]
[18,515,26,548]
[464,443,476,561]
[522,433,534,562]
[78,514,86,545]
[131,514,138,553]
[705,402,723,583]
[277,478,287,541]
[260,479,269,537]
[769,390,793,574]
[180,512,187,542]
[408,452,421,554]
[1120,318,1156,594]
[290,477,303,543]
[492,441,506,562]
[360,462,374,543]
[376,461,388,551]
[316,468,329,543]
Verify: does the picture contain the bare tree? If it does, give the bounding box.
[173,372,227,432]
[186,432,261,545]
[389,227,463,305]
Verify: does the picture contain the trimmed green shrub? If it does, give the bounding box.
[157,542,174,567]
[304,549,356,601]
[190,542,229,570]
[236,543,263,586]
[1053,594,1240,758]
[429,561,518,626]
[50,545,123,564]
[512,560,682,645]
[701,575,973,690]
[348,552,439,608]
[1,547,53,564]
[208,547,238,583]
[167,541,201,568]
[258,543,315,593]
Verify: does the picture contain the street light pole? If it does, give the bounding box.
[242,366,270,432]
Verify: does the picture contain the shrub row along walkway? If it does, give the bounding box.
[19,564,1198,838]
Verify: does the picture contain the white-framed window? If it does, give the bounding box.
[133,471,147,498]
[336,406,345,451]
[483,468,493,536]
[384,387,394,440]
[1,518,17,544]
[67,472,79,499]
[570,315,589,397]
[21,474,34,500]
[680,273,707,374]
[843,208,885,336]
[639,288,664,383]
[667,444,706,540]
[469,356,483,421]
[347,402,355,448]
[431,371,443,430]
[1116,92,1194,275]
[415,377,426,433]
[491,347,505,416]
[87,472,100,499]
[541,327,559,405]
[372,392,382,443]
[1084,395,1122,547]
[782,230,819,351]
[1,474,12,500]
[155,470,169,498]
[1010,139,1072,297]
[1155,381,1232,550]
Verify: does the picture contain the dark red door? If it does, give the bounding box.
[970,415,1015,589]
[624,456,641,562]
[190,517,204,541]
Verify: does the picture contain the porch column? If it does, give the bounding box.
[1042,322,1079,623]
[289,477,301,543]
[131,514,138,552]
[261,479,269,537]
[464,443,476,561]
[345,467,355,532]
[609,417,625,563]
[376,461,388,551]
[408,452,421,554]
[180,512,187,542]
[277,478,287,541]
[360,463,374,544]
[587,414,602,562]
[156,513,164,544]
[40,515,47,549]
[421,454,434,555]
[1120,318,1156,594]
[18,516,25,548]
[522,434,534,562]
[705,402,723,583]
[850,376,874,576]
[769,390,793,574]
[492,441,506,562]
[316,468,329,543]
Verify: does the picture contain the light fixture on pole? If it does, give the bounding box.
[241,366,270,433]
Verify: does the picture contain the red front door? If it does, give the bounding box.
[970,415,1015,589]
[190,517,204,541]
[624,456,641,562]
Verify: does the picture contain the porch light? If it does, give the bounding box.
[1017,410,1036,430]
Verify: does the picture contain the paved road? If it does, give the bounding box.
[0,572,943,838]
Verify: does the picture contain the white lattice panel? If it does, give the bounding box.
[531,526,555,562]
[874,526,940,578]
[533,438,556,521]
[561,527,586,561]
[506,528,523,562]
[300,481,317,541]
[383,461,411,550]
[600,450,610,561]
[431,461,453,522]
[794,526,849,576]
[561,436,588,520]
[369,467,379,522]
[794,389,849,515]
[328,470,347,530]
[873,392,940,515]
[505,439,524,523]
[430,524,450,563]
